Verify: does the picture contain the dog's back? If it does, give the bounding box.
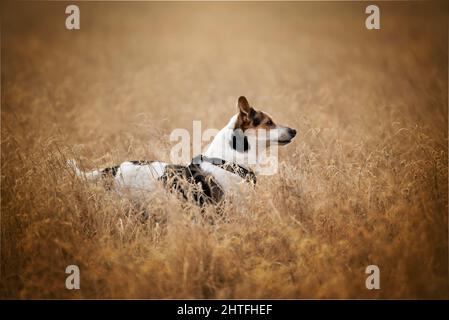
[68,159,224,206]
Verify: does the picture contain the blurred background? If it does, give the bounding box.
[3,1,447,160]
[1,1,448,299]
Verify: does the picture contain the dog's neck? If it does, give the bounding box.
[204,114,268,173]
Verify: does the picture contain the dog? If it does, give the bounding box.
[68,96,297,206]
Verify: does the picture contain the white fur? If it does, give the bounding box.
[68,160,167,196]
[114,161,167,193]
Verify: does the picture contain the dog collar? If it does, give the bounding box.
[191,155,257,185]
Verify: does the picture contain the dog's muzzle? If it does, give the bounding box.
[278,128,297,145]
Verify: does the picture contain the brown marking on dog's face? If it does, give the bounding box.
[234,96,297,147]
[235,96,277,132]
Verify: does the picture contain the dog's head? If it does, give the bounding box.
[231,96,297,152]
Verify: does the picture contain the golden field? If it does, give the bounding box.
[1,2,448,299]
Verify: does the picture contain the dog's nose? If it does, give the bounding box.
[288,128,297,137]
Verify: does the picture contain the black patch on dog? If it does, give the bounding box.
[130,160,154,166]
[100,160,153,178]
[251,112,263,126]
[231,130,249,152]
[192,155,257,185]
[101,165,120,177]
[159,164,224,207]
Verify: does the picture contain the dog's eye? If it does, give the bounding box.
[266,120,273,126]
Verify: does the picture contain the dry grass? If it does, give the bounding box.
[1,2,448,299]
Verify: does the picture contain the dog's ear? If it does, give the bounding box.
[237,96,255,119]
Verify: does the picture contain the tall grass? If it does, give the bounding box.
[1,2,448,298]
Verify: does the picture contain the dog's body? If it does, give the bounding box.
[69,96,296,205]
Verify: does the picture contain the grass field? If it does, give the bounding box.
[1,2,448,298]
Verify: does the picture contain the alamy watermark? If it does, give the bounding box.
[365,265,380,290]
[65,265,80,290]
